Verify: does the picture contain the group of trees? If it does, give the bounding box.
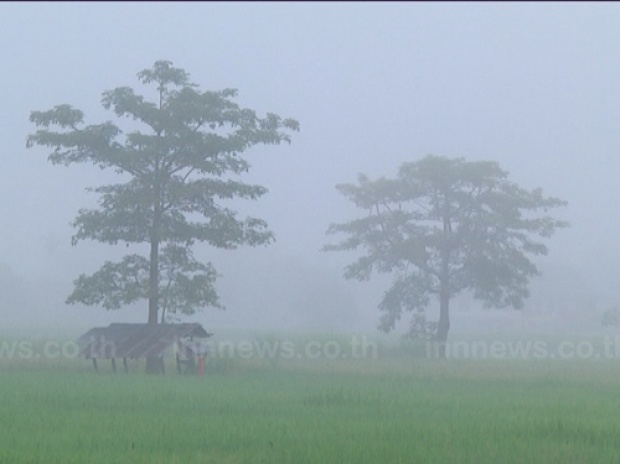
[27,60,567,362]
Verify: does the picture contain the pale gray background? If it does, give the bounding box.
[1,3,619,335]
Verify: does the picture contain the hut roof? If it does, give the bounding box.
[77,323,211,359]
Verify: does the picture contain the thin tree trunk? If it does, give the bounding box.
[433,212,452,359]
[145,234,161,374]
[146,178,162,374]
[148,237,159,325]
[434,285,450,358]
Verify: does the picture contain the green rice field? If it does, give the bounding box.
[2,335,620,463]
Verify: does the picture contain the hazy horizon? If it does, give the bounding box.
[2,3,619,336]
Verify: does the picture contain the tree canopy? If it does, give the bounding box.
[325,155,568,355]
[28,60,299,326]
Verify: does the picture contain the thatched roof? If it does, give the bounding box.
[76,323,212,359]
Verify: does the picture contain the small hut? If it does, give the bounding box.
[76,323,212,374]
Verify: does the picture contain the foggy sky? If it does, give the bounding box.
[1,3,620,334]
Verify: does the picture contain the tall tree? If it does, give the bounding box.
[324,155,568,357]
[27,60,298,368]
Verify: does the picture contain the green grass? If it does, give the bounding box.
[3,340,620,463]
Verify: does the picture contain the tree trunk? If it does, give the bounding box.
[145,178,162,374]
[148,237,159,325]
[145,236,162,374]
[434,285,450,359]
[433,212,452,359]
